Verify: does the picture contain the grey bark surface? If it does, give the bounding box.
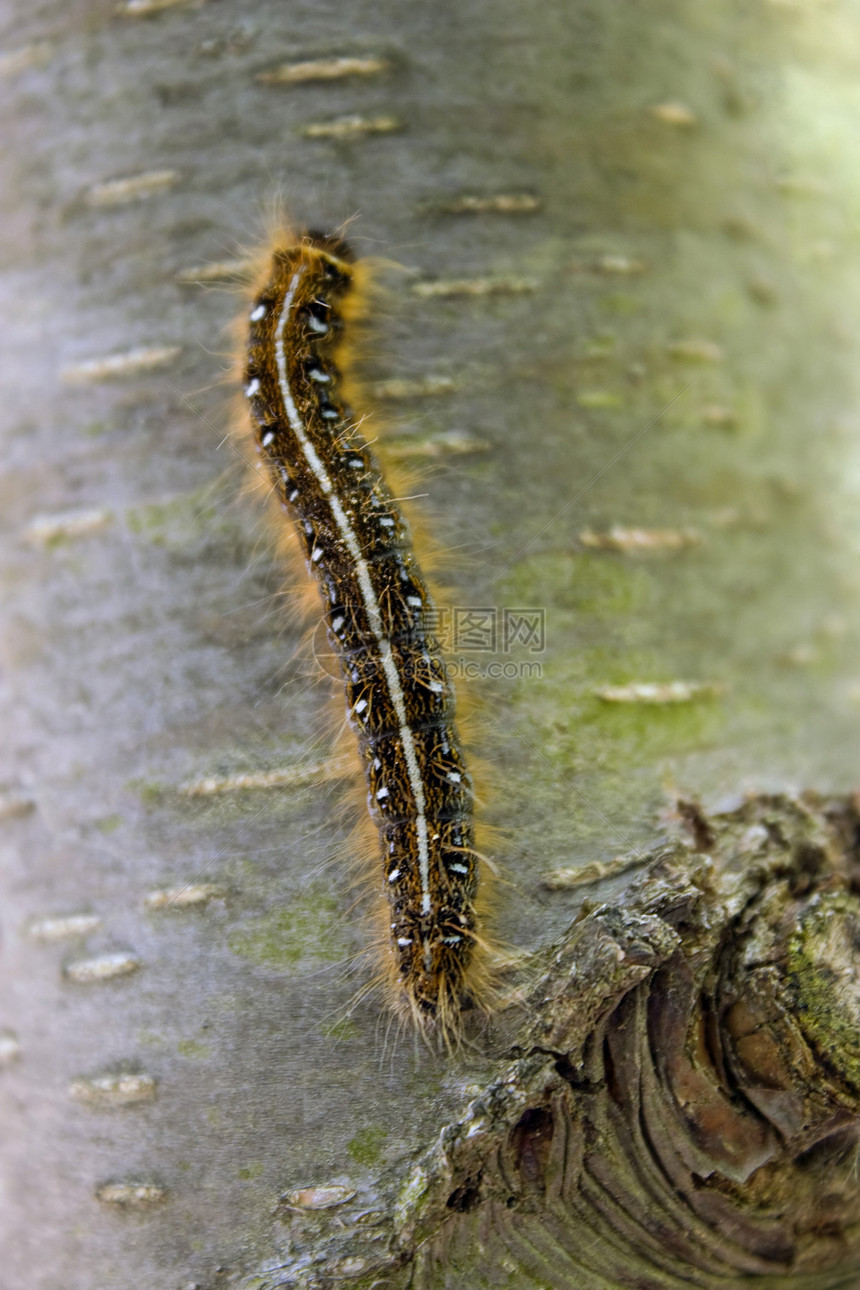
[1,2,859,1289]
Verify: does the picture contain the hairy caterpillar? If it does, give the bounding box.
[242,230,489,1040]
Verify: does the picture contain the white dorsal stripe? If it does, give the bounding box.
[274,266,433,917]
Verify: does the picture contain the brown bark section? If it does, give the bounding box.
[268,795,860,1288]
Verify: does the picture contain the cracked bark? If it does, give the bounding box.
[264,795,860,1289]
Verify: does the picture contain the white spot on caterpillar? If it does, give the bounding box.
[331,616,345,633]
[397,937,413,947]
[447,772,462,783]
[388,869,401,883]
[353,699,368,715]
[245,378,260,398]
[376,786,390,800]
[308,367,330,382]
[449,863,470,875]
[311,547,324,562]
[261,431,275,447]
[250,304,267,322]
[306,314,329,335]
[407,596,423,607]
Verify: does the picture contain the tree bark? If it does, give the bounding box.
[1,2,859,1288]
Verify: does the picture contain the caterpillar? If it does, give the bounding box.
[242,230,488,1041]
